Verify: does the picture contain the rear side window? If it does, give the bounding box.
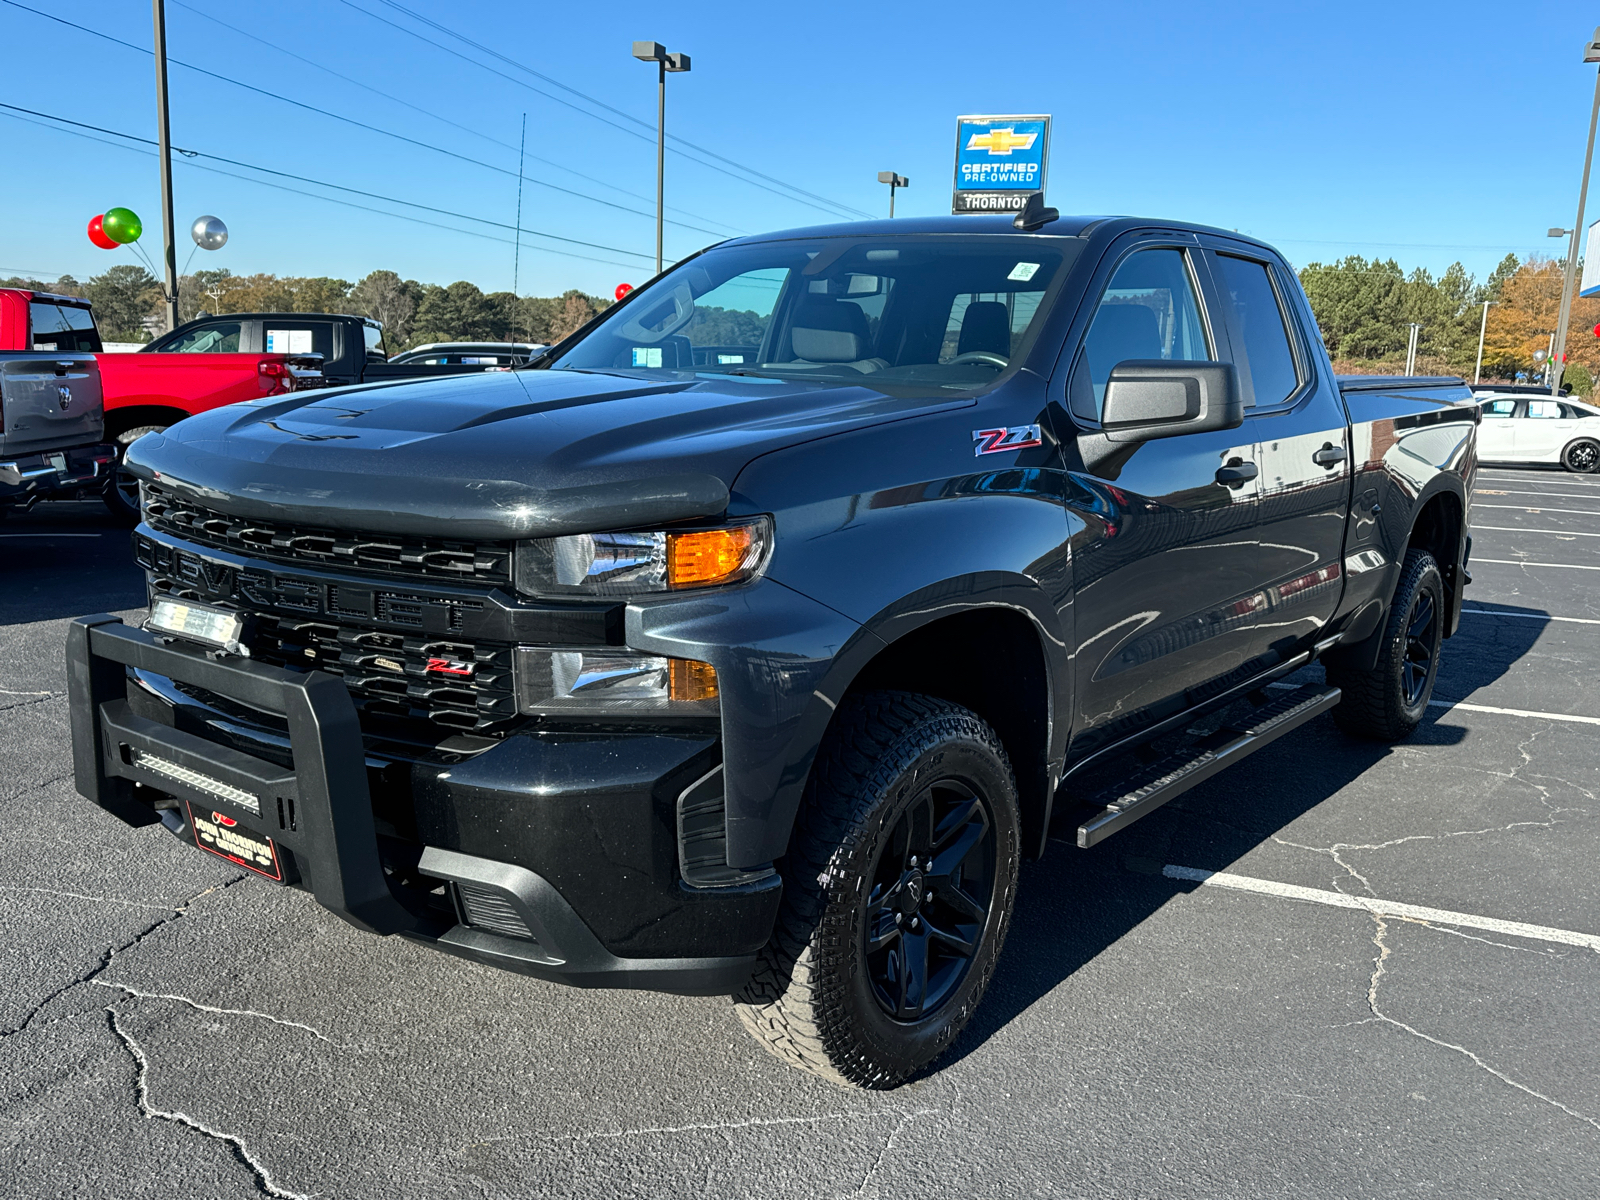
[160,321,242,353]
[1071,247,1210,418]
[1527,399,1563,419]
[1214,255,1300,407]
[30,301,102,353]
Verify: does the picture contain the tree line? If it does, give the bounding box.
[0,266,609,351]
[9,253,1600,392]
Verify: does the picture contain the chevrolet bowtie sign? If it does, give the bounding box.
[952,114,1051,215]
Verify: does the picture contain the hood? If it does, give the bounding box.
[126,368,972,539]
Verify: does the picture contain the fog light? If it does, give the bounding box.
[514,647,717,715]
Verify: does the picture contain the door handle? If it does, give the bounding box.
[1312,444,1348,467]
[1215,462,1259,485]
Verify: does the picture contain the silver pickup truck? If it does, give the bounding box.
[0,352,111,514]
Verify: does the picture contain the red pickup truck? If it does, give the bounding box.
[0,288,323,520]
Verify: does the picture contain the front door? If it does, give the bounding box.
[1476,398,1517,460]
[1061,239,1263,758]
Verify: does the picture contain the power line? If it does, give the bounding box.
[336,0,872,220]
[1,0,728,242]
[0,104,655,273]
[167,0,742,237]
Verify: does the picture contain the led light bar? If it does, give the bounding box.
[127,748,261,815]
[146,596,248,655]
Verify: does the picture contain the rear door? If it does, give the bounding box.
[1201,239,1350,658]
[1061,235,1264,758]
[1515,397,1572,460]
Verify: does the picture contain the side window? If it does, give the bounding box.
[29,302,102,353]
[264,322,334,362]
[159,321,242,353]
[1482,400,1517,418]
[363,324,386,361]
[1071,247,1210,418]
[1214,254,1301,408]
[1527,399,1563,419]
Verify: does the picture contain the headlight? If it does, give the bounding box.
[514,517,771,599]
[514,647,718,715]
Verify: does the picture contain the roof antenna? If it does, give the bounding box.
[1013,192,1059,231]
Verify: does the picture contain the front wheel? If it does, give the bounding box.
[102,425,167,524]
[1327,549,1444,741]
[734,692,1021,1088]
[1563,438,1600,473]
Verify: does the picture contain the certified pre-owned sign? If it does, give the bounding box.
[951,114,1050,215]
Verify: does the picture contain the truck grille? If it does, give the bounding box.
[246,616,517,731]
[143,484,513,586]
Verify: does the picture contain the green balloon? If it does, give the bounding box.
[102,207,143,244]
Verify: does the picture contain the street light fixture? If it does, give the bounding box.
[877,172,909,218]
[1548,26,1600,396]
[632,41,691,277]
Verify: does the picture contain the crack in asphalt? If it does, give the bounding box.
[93,980,349,1047]
[106,1006,315,1200]
[0,876,246,1040]
[0,770,73,807]
[853,1108,917,1197]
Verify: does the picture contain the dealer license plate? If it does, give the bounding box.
[186,801,284,882]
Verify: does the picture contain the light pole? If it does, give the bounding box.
[1549,27,1600,396]
[1405,322,1423,376]
[1474,300,1498,384]
[632,41,691,277]
[151,0,179,332]
[877,172,909,218]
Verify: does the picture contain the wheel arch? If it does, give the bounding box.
[103,404,188,442]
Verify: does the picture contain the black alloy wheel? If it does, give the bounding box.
[1564,439,1600,473]
[1327,548,1445,742]
[1400,588,1438,708]
[102,425,166,525]
[735,692,1020,1088]
[863,780,995,1022]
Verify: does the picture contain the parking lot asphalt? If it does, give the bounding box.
[4,478,1600,1200]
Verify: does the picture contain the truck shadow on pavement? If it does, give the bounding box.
[0,501,143,626]
[938,605,1550,1073]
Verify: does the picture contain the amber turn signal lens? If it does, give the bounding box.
[667,526,756,588]
[669,658,719,702]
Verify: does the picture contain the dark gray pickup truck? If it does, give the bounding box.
[67,212,1476,1088]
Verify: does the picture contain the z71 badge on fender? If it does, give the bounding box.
[972,424,1043,456]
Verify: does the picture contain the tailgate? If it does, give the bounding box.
[0,353,103,455]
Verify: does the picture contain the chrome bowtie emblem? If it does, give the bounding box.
[57,385,72,410]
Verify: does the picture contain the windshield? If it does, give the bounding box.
[550,235,1080,389]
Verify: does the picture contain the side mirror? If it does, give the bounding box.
[1101,360,1241,443]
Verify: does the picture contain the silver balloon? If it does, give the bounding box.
[190,215,228,250]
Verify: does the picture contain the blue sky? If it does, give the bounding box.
[2,0,1598,298]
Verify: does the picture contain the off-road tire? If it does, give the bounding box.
[1327,549,1444,742]
[1563,438,1600,473]
[102,426,167,524]
[734,691,1021,1089]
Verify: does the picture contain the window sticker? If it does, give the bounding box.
[717,354,745,364]
[266,329,313,354]
[1007,262,1041,282]
[631,347,663,367]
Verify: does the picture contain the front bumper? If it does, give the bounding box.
[66,615,779,995]
[0,442,114,503]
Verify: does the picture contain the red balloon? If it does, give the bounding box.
[614,282,634,301]
[88,214,118,250]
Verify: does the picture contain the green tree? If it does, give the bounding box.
[85,265,160,341]
[348,270,420,346]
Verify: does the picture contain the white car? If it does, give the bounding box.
[1475,392,1600,472]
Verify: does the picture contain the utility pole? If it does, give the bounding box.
[632,42,691,277]
[877,172,909,217]
[1474,300,1497,384]
[151,0,179,332]
[1405,322,1422,376]
[1550,27,1600,395]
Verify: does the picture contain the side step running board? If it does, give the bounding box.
[1074,684,1341,849]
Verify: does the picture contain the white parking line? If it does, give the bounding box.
[1475,504,1600,517]
[1473,557,1600,571]
[1472,525,1600,537]
[1162,865,1600,951]
[1475,488,1600,498]
[1461,607,1600,625]
[1428,699,1600,725]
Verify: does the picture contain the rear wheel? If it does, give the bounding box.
[734,692,1020,1088]
[1326,549,1444,741]
[1563,438,1600,473]
[102,425,167,524]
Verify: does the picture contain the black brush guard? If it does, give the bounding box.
[66,613,435,936]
